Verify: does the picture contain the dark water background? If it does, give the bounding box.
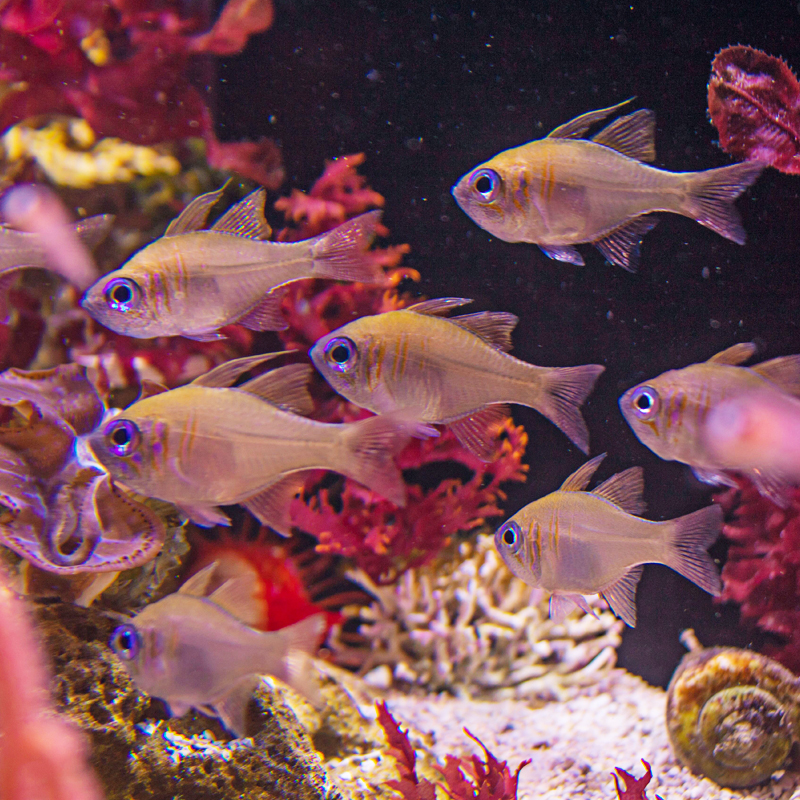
[216,0,800,688]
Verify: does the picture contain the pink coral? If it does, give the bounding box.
[714,478,800,672]
[0,0,283,186]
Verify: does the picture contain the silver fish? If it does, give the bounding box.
[82,185,384,340]
[452,101,764,272]
[110,561,325,737]
[494,454,722,626]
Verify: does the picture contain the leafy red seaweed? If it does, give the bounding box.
[708,45,800,174]
[612,761,663,800]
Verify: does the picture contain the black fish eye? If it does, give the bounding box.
[104,277,140,313]
[323,336,358,373]
[631,386,660,418]
[498,520,522,550]
[106,419,140,456]
[472,168,501,202]
[110,624,141,660]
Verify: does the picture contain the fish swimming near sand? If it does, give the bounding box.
[494,454,722,626]
[452,100,764,272]
[82,185,385,340]
[83,352,422,533]
[619,342,800,505]
[109,561,326,737]
[310,297,605,459]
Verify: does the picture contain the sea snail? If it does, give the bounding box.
[666,631,800,788]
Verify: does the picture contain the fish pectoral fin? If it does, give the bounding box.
[214,675,262,738]
[239,363,314,415]
[164,184,229,236]
[546,98,635,140]
[751,355,800,397]
[406,297,474,316]
[591,109,656,162]
[601,565,643,627]
[664,504,723,596]
[592,467,646,515]
[179,562,219,596]
[706,342,757,365]
[538,244,585,265]
[210,188,271,239]
[235,288,289,331]
[177,502,231,528]
[242,472,309,536]
[593,216,659,273]
[184,331,227,342]
[449,311,518,352]
[559,453,607,492]
[750,469,793,508]
[549,593,594,622]
[191,351,293,388]
[165,699,192,718]
[691,466,737,488]
[449,405,511,461]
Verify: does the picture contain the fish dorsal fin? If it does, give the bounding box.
[602,564,643,627]
[449,312,518,352]
[209,575,262,623]
[592,466,646,515]
[137,380,169,400]
[191,352,293,389]
[406,297,473,316]
[546,99,635,140]
[707,342,757,365]
[164,184,229,237]
[751,354,800,397]
[591,109,656,162]
[179,562,218,596]
[559,453,607,492]
[211,188,272,240]
[239,364,314,415]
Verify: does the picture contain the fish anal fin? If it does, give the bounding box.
[236,289,289,332]
[751,355,800,396]
[664,505,723,596]
[546,99,635,140]
[449,405,510,461]
[239,364,314,416]
[593,216,658,273]
[191,352,293,389]
[601,565,643,627]
[137,380,169,400]
[177,502,231,527]
[179,562,219,596]
[209,575,262,625]
[164,184,229,237]
[406,297,474,316]
[211,188,271,239]
[214,675,262,738]
[691,466,737,488]
[707,342,757,365]
[591,109,656,162]
[450,312,518,352]
[539,244,584,265]
[242,472,309,536]
[592,466,646,515]
[185,331,226,342]
[559,453,607,492]
[549,593,595,622]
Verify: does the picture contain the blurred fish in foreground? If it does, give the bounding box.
[109,561,325,737]
[82,185,385,341]
[452,101,764,272]
[311,297,604,458]
[620,342,800,505]
[83,353,424,533]
[494,454,722,626]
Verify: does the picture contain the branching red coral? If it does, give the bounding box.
[714,478,800,672]
[612,761,663,800]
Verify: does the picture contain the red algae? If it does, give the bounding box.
[612,761,663,800]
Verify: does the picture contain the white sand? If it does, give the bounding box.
[385,669,800,800]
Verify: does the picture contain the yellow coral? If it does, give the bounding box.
[1,119,181,188]
[80,29,111,67]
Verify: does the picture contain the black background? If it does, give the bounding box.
[216,0,800,687]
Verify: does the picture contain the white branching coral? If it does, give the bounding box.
[331,533,624,701]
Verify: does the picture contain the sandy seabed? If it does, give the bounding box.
[384,669,800,800]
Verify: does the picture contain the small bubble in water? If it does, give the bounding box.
[710,319,721,329]
[405,136,423,152]
[366,69,381,81]
[701,267,710,279]
[606,310,614,320]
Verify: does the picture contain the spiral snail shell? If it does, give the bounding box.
[666,635,800,788]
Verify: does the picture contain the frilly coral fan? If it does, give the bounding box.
[715,478,800,672]
[0,0,283,186]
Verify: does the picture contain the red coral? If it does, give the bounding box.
[708,45,800,174]
[0,0,284,186]
[612,761,663,800]
[377,702,529,800]
[714,478,800,672]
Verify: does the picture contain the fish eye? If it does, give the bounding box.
[323,336,358,372]
[105,419,140,457]
[472,169,501,203]
[498,520,522,551]
[110,624,141,660]
[104,277,140,313]
[631,386,660,419]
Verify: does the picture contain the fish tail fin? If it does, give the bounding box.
[277,613,326,708]
[682,161,764,244]
[521,364,605,454]
[663,505,723,595]
[310,210,384,283]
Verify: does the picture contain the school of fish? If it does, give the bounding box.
[5,100,790,735]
